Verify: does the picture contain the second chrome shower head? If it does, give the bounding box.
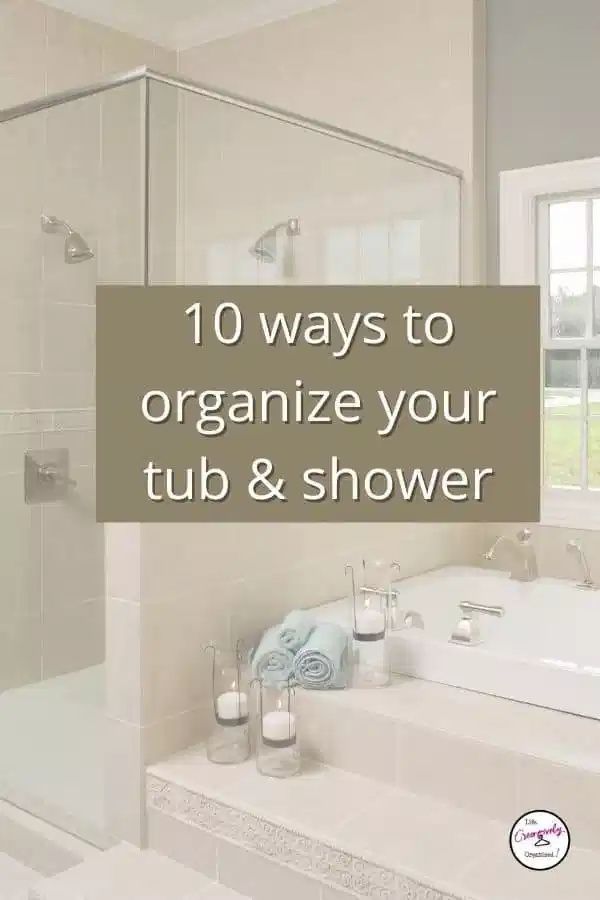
[41,215,94,264]
[250,217,300,264]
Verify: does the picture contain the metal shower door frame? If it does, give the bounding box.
[0,65,464,285]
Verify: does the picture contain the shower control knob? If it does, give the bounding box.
[24,448,77,503]
[37,462,77,487]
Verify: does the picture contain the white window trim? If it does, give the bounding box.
[500,156,600,530]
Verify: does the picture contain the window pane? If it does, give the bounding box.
[545,416,581,486]
[594,270,600,335]
[589,349,600,408]
[589,418,600,488]
[360,224,389,283]
[549,271,587,337]
[390,220,421,282]
[550,200,587,270]
[545,349,581,414]
[594,199,600,267]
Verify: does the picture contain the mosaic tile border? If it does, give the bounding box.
[147,775,469,900]
[0,409,95,435]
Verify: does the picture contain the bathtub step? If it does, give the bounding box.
[147,746,600,900]
[28,843,247,900]
[295,674,600,851]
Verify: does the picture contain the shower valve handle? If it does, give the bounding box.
[36,462,77,488]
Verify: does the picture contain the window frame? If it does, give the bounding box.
[500,157,600,529]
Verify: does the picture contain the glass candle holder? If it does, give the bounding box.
[205,642,251,765]
[255,678,300,778]
[346,559,399,688]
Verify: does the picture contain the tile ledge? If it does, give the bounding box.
[146,757,478,900]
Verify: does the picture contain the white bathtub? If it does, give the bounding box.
[316,565,600,720]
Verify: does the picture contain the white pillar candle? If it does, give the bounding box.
[355,607,385,636]
[262,710,296,742]
[216,690,248,721]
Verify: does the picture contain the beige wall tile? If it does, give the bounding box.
[98,80,144,286]
[43,94,102,232]
[41,597,104,679]
[141,598,208,725]
[36,373,95,410]
[0,613,41,691]
[104,717,144,846]
[105,523,141,604]
[461,844,599,900]
[151,46,178,73]
[0,375,41,412]
[0,432,40,477]
[395,722,519,821]
[216,839,321,900]
[143,708,205,765]
[0,114,45,230]
[147,808,217,879]
[148,80,179,285]
[101,29,159,76]
[0,471,41,625]
[0,298,41,374]
[300,695,398,784]
[0,0,46,108]
[42,304,95,374]
[0,227,42,308]
[45,5,103,94]
[106,597,141,725]
[43,249,98,307]
[517,756,600,852]
[41,468,103,610]
[42,428,95,469]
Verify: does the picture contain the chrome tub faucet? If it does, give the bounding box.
[450,601,505,646]
[483,528,538,582]
[566,539,598,591]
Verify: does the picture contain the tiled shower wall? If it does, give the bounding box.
[125,0,489,780]
[0,0,176,693]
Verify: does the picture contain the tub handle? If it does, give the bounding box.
[450,602,505,645]
[459,601,504,617]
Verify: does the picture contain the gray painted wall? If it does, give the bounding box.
[487,0,600,280]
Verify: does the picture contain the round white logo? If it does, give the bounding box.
[509,810,570,870]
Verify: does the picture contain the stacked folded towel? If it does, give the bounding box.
[278,610,315,652]
[251,626,295,683]
[251,610,349,689]
[293,622,350,690]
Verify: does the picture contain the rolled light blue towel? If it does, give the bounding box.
[278,609,316,652]
[293,622,350,690]
[252,626,295,684]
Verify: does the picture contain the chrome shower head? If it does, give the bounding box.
[249,217,300,263]
[250,227,277,263]
[41,215,94,264]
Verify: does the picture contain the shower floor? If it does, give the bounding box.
[0,665,106,847]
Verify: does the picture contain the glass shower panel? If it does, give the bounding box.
[0,80,144,846]
[149,81,460,288]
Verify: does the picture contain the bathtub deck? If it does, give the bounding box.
[314,565,600,720]
[148,740,600,900]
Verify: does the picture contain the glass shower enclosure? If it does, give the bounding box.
[0,67,461,847]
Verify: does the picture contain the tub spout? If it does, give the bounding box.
[483,528,538,582]
[566,539,598,591]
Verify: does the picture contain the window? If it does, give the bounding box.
[539,197,600,496]
[500,157,600,528]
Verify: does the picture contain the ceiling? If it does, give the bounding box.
[41,0,339,50]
